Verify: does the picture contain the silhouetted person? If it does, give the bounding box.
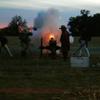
[73,28,91,57]
[49,37,57,48]
[80,27,91,46]
[18,25,32,56]
[39,37,60,58]
[78,28,91,57]
[60,25,70,60]
[48,37,57,57]
[0,36,13,57]
[0,36,8,47]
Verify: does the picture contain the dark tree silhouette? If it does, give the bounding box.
[80,9,90,16]
[8,15,28,35]
[0,15,28,36]
[68,9,100,36]
[91,13,100,35]
[68,10,91,36]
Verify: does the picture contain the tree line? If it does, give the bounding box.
[0,9,100,36]
[0,15,28,36]
[68,9,100,36]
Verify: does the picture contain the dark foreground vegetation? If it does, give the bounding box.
[0,55,100,99]
[0,37,100,99]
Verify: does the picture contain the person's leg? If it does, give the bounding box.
[21,44,27,57]
[73,41,83,56]
[4,44,13,57]
[79,49,82,56]
[0,46,1,54]
[85,47,90,57]
[62,50,68,60]
[85,41,90,57]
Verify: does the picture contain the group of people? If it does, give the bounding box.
[0,25,91,59]
[39,25,70,59]
[54,25,90,60]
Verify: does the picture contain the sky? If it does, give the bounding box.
[0,0,100,28]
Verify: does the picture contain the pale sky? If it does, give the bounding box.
[0,0,100,10]
[0,0,100,28]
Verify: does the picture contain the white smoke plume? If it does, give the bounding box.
[33,8,61,45]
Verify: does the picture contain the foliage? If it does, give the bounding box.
[0,15,28,36]
[0,55,100,99]
[68,9,100,36]
[8,15,28,35]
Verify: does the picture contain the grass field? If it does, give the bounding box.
[0,37,100,99]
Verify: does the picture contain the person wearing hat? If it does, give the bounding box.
[59,25,70,60]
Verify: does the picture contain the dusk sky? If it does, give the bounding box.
[0,0,100,28]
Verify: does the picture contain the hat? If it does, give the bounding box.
[59,25,66,29]
[33,27,37,31]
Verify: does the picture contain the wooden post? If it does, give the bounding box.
[40,37,43,57]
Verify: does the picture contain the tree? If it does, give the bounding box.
[68,9,100,36]
[8,15,28,35]
[80,9,90,16]
[68,9,91,36]
[91,13,100,35]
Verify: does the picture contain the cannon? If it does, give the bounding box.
[39,37,61,57]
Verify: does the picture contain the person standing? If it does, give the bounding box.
[78,28,91,57]
[73,26,91,57]
[48,37,57,57]
[18,25,32,56]
[59,25,70,60]
[0,36,13,57]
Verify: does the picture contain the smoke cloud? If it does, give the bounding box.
[33,8,61,45]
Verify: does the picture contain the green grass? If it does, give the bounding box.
[0,56,100,99]
[0,57,100,88]
[0,37,100,99]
